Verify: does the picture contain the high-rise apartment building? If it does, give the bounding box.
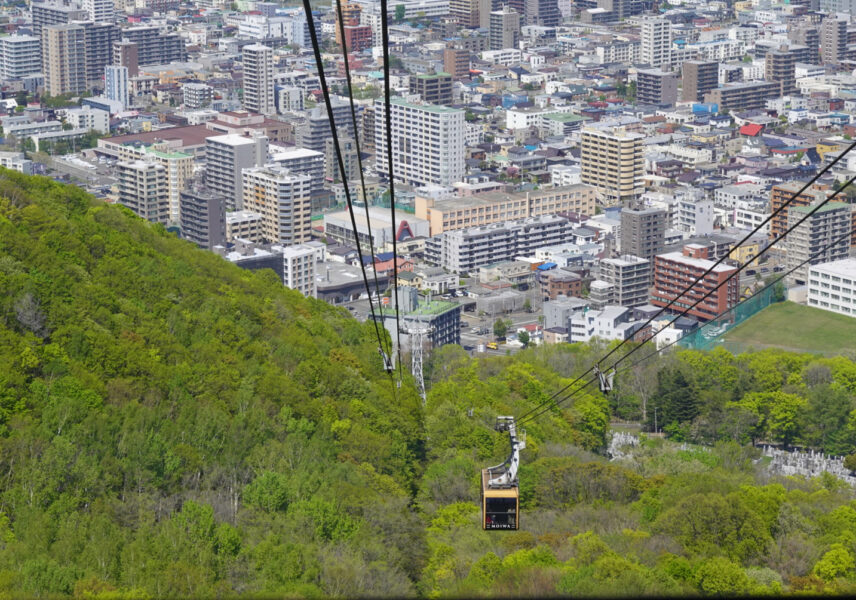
[112,40,138,76]
[524,0,560,27]
[119,27,186,66]
[788,22,819,64]
[374,98,465,187]
[765,47,796,96]
[409,72,453,105]
[146,147,193,224]
[242,44,274,115]
[205,133,268,211]
[324,136,359,184]
[295,98,353,153]
[580,127,644,205]
[42,23,87,96]
[82,0,113,22]
[281,244,318,298]
[597,255,651,308]
[270,146,325,191]
[652,244,738,321]
[822,17,846,66]
[703,81,782,112]
[31,2,88,37]
[769,181,828,242]
[242,166,313,245]
[635,68,678,105]
[443,47,470,79]
[786,202,852,285]
[640,16,671,68]
[117,160,169,224]
[79,21,120,86]
[104,65,128,109]
[681,60,718,103]
[179,184,227,250]
[0,35,42,80]
[620,204,667,262]
[489,6,520,51]
[450,0,488,28]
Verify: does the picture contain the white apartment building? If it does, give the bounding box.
[82,0,113,22]
[205,133,268,211]
[675,197,715,236]
[274,243,318,298]
[714,183,765,209]
[425,215,573,274]
[786,202,852,285]
[569,306,640,343]
[268,146,324,191]
[480,48,523,65]
[62,106,109,134]
[238,15,291,39]
[0,35,41,80]
[374,97,465,187]
[105,65,128,110]
[808,258,856,318]
[733,201,770,233]
[640,16,671,68]
[242,165,313,245]
[117,160,168,224]
[242,44,275,116]
[183,83,213,109]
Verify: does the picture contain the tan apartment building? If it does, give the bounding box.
[580,127,644,205]
[242,165,313,245]
[42,23,87,96]
[414,184,597,236]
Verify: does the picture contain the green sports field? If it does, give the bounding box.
[719,301,856,356]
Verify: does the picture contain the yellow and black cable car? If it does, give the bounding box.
[481,416,525,530]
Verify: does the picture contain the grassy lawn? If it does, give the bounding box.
[720,301,856,356]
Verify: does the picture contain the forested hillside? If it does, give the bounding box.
[2,170,856,597]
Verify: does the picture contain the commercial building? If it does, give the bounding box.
[785,202,852,285]
[409,72,453,106]
[324,206,429,250]
[117,160,169,224]
[651,244,738,321]
[489,6,520,51]
[444,48,470,79]
[703,81,784,112]
[620,204,666,261]
[636,69,678,106]
[596,255,651,307]
[374,98,465,187]
[580,127,644,205]
[807,258,856,318]
[0,35,42,80]
[179,185,227,250]
[415,184,597,235]
[425,215,573,274]
[640,16,671,68]
[183,83,213,109]
[242,44,275,116]
[681,60,718,103]
[42,24,87,96]
[104,65,128,109]
[205,133,268,211]
[242,165,313,245]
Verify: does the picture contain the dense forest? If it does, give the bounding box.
[2,169,856,597]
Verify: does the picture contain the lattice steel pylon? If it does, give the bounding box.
[408,323,431,404]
